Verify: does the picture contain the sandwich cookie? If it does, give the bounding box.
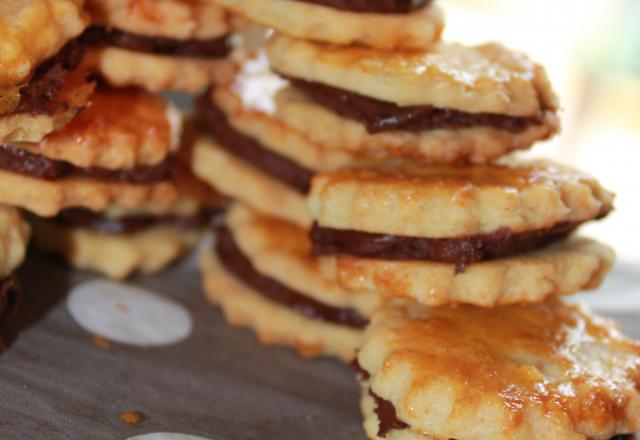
[82,0,236,92]
[0,87,182,217]
[30,126,225,279]
[310,160,615,306]
[193,55,361,226]
[267,35,560,164]
[0,0,93,143]
[199,203,379,360]
[356,299,640,440]
[213,0,444,50]
[0,207,30,342]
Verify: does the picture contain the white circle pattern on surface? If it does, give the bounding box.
[67,280,193,347]
[126,434,213,440]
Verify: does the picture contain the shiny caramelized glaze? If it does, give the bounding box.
[39,87,171,156]
[383,299,640,435]
[324,160,607,192]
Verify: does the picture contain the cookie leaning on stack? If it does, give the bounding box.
[357,299,640,440]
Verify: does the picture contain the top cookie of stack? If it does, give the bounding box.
[217,0,559,166]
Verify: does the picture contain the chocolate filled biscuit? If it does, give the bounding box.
[31,198,223,279]
[199,204,379,360]
[196,96,313,194]
[83,0,236,92]
[267,35,559,162]
[30,135,226,279]
[310,160,615,305]
[0,0,92,143]
[0,87,183,217]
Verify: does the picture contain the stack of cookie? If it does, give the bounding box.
[194,0,452,358]
[199,0,640,438]
[1,0,233,280]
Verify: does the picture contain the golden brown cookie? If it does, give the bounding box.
[275,86,559,164]
[267,35,557,115]
[309,160,613,238]
[320,237,614,307]
[0,207,30,278]
[85,47,237,93]
[85,0,230,39]
[0,67,95,144]
[358,298,640,440]
[0,169,178,217]
[0,0,88,91]
[14,87,181,169]
[32,219,201,279]
[227,203,380,315]
[199,247,363,361]
[192,136,311,226]
[214,0,444,50]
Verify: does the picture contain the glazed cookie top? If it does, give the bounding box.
[214,0,444,50]
[16,87,182,170]
[358,299,640,440]
[85,0,230,39]
[0,0,88,91]
[267,34,557,116]
[0,206,30,277]
[309,160,614,238]
[225,203,379,315]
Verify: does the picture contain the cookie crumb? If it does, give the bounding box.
[120,411,145,425]
[92,335,111,350]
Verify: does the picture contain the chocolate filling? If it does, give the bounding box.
[81,26,232,58]
[312,221,584,272]
[286,76,546,135]
[14,39,85,116]
[294,0,431,13]
[55,207,221,234]
[215,226,368,329]
[369,389,410,437]
[197,96,313,194]
[0,145,172,183]
[0,276,21,342]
